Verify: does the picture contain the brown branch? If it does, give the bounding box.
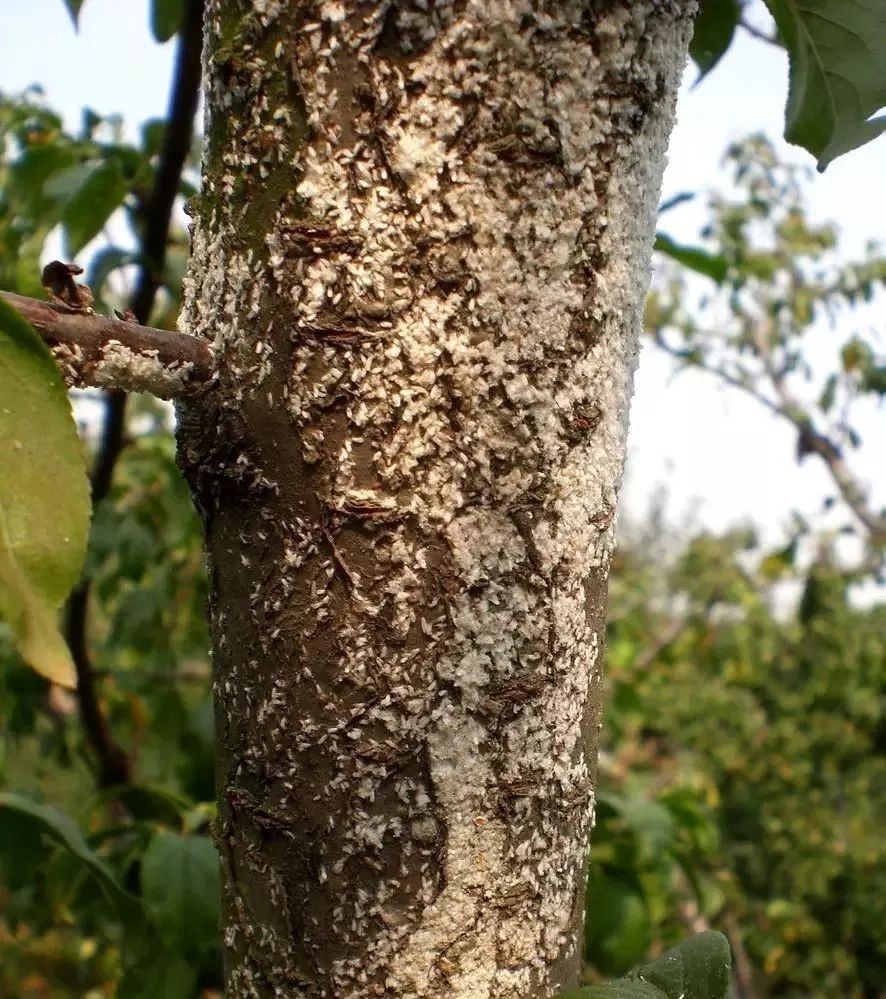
[654,333,886,545]
[61,0,207,790]
[749,325,886,545]
[131,0,205,323]
[673,877,759,999]
[89,391,128,506]
[1,291,213,398]
[722,909,760,999]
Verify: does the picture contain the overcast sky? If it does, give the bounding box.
[1,0,883,550]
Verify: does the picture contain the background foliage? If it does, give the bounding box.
[0,2,884,997]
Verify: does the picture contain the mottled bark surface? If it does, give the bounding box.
[177,2,694,996]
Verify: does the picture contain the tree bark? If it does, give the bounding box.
[177,2,695,996]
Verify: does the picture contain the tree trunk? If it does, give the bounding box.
[177,2,694,996]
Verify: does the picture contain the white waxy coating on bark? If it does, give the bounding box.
[180,1,694,996]
[50,339,197,399]
[91,341,196,399]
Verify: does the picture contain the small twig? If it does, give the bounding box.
[722,909,760,999]
[654,333,886,545]
[63,588,131,788]
[750,324,886,545]
[673,867,759,999]
[1,290,213,398]
[322,526,357,590]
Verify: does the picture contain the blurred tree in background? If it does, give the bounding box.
[0,2,884,997]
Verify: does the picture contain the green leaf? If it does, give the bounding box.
[141,831,220,958]
[759,540,798,581]
[763,0,886,169]
[654,233,728,283]
[150,0,184,42]
[81,107,103,138]
[559,982,665,999]
[60,160,128,256]
[860,364,886,394]
[92,784,191,825]
[631,931,732,999]
[42,162,97,202]
[561,933,731,999]
[141,117,167,157]
[9,144,79,221]
[61,0,86,27]
[0,555,76,688]
[818,373,837,413]
[658,191,695,215]
[689,0,741,80]
[598,792,676,860]
[0,792,121,895]
[0,299,90,686]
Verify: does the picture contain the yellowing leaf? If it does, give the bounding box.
[0,298,91,687]
[0,551,75,686]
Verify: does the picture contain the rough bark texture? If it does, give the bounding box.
[177,2,694,996]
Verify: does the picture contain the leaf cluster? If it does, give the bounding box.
[0,88,194,319]
[0,403,215,996]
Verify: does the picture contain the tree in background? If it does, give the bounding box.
[592,522,885,999]
[0,2,884,998]
[651,134,885,549]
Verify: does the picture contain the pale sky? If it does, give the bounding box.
[1,0,883,550]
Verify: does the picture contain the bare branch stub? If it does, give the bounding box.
[1,289,214,399]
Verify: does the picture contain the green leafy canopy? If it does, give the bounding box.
[0,299,91,687]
